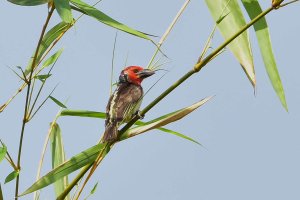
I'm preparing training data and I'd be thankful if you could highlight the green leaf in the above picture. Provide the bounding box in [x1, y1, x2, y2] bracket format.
[0, 144, 7, 164]
[21, 143, 105, 196]
[5, 170, 19, 184]
[42, 48, 64, 69]
[122, 96, 213, 141]
[241, 0, 287, 111]
[60, 110, 106, 118]
[157, 127, 201, 145]
[90, 182, 98, 194]
[25, 22, 71, 75]
[59, 110, 195, 143]
[205, 0, 255, 86]
[7, 0, 48, 6]
[84, 182, 98, 200]
[70, 0, 151, 40]
[50, 96, 67, 108]
[34, 74, 52, 82]
[7, 66, 25, 81]
[134, 120, 201, 145]
[50, 123, 69, 199]
[54, 0, 73, 23]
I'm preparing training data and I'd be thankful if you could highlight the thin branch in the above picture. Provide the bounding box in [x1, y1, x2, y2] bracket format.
[0, 140, 17, 171]
[15, 6, 55, 199]
[7, 66, 26, 82]
[147, 0, 191, 68]
[279, 0, 299, 7]
[28, 59, 58, 118]
[110, 32, 118, 95]
[27, 78, 37, 113]
[5, 153, 17, 171]
[29, 84, 58, 120]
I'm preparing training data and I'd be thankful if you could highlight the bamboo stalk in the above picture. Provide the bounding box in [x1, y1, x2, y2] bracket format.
[14, 7, 55, 200]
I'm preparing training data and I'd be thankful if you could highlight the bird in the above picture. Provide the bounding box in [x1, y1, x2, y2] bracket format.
[103, 66, 155, 142]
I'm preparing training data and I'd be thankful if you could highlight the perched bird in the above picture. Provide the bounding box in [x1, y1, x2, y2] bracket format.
[103, 66, 155, 142]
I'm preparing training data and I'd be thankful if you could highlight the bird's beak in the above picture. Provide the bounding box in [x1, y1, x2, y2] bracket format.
[136, 69, 155, 79]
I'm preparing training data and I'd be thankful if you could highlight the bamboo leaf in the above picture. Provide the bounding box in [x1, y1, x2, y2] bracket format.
[90, 182, 98, 194]
[205, 0, 256, 86]
[50, 96, 67, 108]
[49, 123, 69, 199]
[7, 0, 48, 6]
[5, 170, 19, 184]
[70, 0, 151, 40]
[59, 110, 197, 143]
[54, 0, 73, 23]
[34, 74, 52, 82]
[60, 110, 106, 118]
[241, 0, 287, 110]
[134, 120, 201, 145]
[122, 96, 213, 140]
[157, 127, 201, 145]
[42, 48, 64, 69]
[25, 22, 71, 75]
[21, 143, 105, 196]
[84, 182, 98, 200]
[7, 66, 25, 81]
[0, 144, 7, 164]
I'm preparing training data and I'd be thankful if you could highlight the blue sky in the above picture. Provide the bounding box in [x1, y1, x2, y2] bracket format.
[1, 0, 300, 199]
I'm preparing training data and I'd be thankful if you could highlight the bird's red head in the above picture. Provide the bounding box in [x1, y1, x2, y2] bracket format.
[119, 66, 155, 85]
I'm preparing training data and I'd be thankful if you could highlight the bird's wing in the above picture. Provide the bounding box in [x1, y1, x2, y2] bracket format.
[115, 84, 143, 123]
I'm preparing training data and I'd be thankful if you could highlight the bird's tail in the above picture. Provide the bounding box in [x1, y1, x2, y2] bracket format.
[103, 121, 118, 142]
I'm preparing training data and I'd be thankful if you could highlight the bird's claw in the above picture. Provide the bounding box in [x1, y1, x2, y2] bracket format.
[135, 110, 144, 119]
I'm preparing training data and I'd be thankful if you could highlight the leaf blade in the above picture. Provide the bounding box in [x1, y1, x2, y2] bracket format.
[122, 96, 213, 140]
[90, 182, 98, 195]
[0, 145, 7, 164]
[84, 182, 99, 200]
[59, 109, 199, 144]
[241, 0, 287, 110]
[50, 96, 67, 109]
[7, 0, 48, 6]
[50, 123, 69, 199]
[5, 170, 19, 184]
[157, 127, 202, 146]
[60, 110, 106, 119]
[70, 0, 151, 40]
[21, 143, 105, 196]
[34, 74, 52, 82]
[205, 0, 255, 86]
[54, 0, 73, 23]
[42, 48, 64, 69]
[25, 22, 71, 75]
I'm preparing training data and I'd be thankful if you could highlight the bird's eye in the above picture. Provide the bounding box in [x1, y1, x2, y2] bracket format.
[133, 69, 139, 73]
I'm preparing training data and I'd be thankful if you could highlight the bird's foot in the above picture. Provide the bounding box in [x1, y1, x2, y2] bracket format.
[135, 110, 144, 120]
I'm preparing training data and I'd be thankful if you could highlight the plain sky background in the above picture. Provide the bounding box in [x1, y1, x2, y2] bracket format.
[1, 0, 300, 199]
